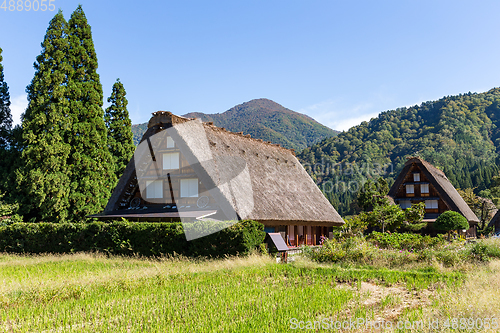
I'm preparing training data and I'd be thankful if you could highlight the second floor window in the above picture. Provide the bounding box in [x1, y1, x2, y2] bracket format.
[163, 152, 180, 170]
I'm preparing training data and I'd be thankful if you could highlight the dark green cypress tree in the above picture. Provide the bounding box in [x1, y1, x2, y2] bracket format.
[66, 5, 116, 220]
[0, 47, 12, 151]
[18, 11, 73, 221]
[0, 47, 13, 195]
[105, 79, 135, 180]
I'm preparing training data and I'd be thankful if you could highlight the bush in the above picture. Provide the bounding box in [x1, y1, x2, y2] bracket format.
[0, 220, 265, 257]
[367, 232, 446, 250]
[434, 211, 469, 236]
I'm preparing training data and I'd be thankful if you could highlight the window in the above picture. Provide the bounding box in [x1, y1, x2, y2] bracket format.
[421, 184, 429, 193]
[425, 200, 438, 209]
[166, 136, 175, 148]
[399, 200, 412, 209]
[406, 184, 414, 194]
[163, 152, 179, 170]
[146, 180, 163, 199]
[180, 178, 198, 197]
[413, 173, 420, 182]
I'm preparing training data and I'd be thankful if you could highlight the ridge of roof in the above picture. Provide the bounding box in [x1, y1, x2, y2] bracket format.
[149, 110, 295, 155]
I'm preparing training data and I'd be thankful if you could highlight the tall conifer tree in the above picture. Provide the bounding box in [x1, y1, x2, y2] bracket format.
[0, 47, 13, 194]
[0, 47, 12, 151]
[105, 79, 135, 179]
[66, 5, 116, 220]
[18, 11, 72, 221]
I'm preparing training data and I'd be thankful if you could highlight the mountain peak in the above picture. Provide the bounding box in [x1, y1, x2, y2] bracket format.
[131, 99, 338, 150]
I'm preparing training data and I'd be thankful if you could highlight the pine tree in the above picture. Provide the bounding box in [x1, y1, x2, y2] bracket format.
[0, 47, 14, 195]
[0, 47, 12, 150]
[105, 79, 134, 180]
[65, 5, 116, 220]
[18, 11, 73, 221]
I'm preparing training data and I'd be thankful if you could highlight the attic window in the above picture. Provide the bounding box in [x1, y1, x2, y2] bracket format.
[166, 136, 175, 148]
[413, 173, 420, 182]
[406, 184, 414, 194]
[421, 184, 429, 194]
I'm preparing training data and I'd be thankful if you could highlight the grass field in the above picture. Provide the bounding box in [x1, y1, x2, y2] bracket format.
[0, 250, 499, 332]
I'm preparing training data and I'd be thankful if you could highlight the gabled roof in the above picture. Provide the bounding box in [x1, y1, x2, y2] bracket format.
[102, 111, 344, 226]
[388, 157, 479, 223]
[488, 208, 500, 229]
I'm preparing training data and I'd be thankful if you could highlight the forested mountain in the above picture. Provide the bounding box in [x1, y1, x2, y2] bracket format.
[131, 98, 339, 150]
[298, 88, 500, 216]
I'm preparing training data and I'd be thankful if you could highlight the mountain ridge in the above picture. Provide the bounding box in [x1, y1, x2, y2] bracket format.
[298, 88, 500, 215]
[131, 98, 339, 150]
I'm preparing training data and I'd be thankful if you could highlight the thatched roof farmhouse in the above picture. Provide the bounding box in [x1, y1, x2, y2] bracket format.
[93, 111, 344, 245]
[388, 157, 479, 237]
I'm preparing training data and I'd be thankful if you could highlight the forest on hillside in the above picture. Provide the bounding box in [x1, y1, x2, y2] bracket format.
[132, 98, 339, 150]
[298, 88, 500, 216]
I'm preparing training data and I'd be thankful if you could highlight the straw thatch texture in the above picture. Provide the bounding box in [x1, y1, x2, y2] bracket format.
[102, 112, 344, 226]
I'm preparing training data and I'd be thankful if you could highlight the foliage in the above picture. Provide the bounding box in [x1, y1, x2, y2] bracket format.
[133, 98, 339, 150]
[434, 211, 470, 235]
[338, 215, 369, 237]
[356, 177, 389, 211]
[131, 122, 148, 145]
[367, 231, 446, 250]
[479, 172, 500, 206]
[458, 188, 495, 234]
[306, 235, 500, 267]
[18, 7, 116, 222]
[298, 89, 500, 215]
[65, 6, 116, 220]
[357, 201, 425, 233]
[0, 47, 12, 151]
[104, 79, 135, 179]
[17, 10, 73, 222]
[0, 220, 265, 257]
[0, 193, 23, 226]
[0, 47, 14, 196]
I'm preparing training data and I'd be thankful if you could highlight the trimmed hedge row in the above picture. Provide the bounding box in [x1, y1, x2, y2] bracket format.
[0, 220, 265, 257]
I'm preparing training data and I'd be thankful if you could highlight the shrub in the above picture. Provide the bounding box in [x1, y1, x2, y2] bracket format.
[0, 220, 265, 257]
[469, 239, 500, 261]
[367, 232, 445, 250]
[434, 211, 469, 239]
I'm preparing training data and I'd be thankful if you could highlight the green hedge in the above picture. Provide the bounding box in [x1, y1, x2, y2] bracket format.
[0, 220, 265, 257]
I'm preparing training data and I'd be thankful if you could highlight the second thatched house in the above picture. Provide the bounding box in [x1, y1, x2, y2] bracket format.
[388, 157, 479, 237]
[92, 111, 344, 245]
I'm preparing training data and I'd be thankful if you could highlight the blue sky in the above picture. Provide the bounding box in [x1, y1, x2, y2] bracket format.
[1, 0, 500, 131]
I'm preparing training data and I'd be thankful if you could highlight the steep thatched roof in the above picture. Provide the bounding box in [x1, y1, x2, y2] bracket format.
[101, 111, 344, 226]
[388, 157, 479, 223]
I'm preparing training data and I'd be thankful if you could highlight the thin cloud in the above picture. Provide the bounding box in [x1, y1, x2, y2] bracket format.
[10, 94, 28, 126]
[299, 99, 378, 131]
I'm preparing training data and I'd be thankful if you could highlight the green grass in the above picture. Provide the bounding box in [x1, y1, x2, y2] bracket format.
[0, 251, 493, 332]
